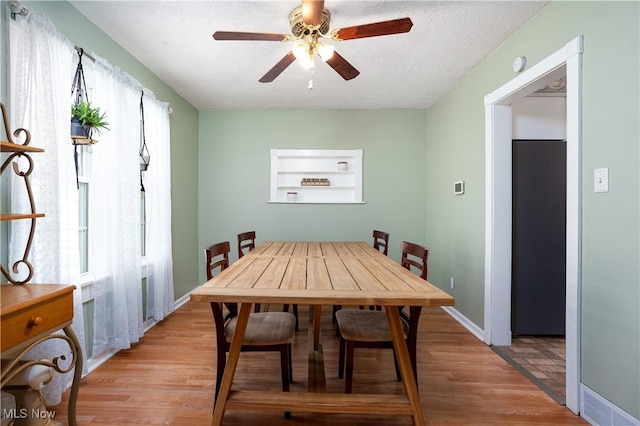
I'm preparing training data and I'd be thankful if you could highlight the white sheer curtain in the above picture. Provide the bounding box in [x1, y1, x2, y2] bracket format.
[142, 93, 175, 321]
[7, 7, 174, 404]
[9, 11, 85, 405]
[89, 57, 145, 355]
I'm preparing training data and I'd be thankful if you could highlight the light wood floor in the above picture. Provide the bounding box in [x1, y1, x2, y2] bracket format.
[50, 302, 587, 425]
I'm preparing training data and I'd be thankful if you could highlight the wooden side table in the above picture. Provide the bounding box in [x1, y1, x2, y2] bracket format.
[1, 284, 83, 426]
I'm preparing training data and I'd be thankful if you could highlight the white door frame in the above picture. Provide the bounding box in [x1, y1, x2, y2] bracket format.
[483, 36, 583, 413]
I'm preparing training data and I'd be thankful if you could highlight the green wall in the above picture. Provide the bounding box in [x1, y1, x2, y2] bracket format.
[424, 1, 639, 418]
[17, 2, 201, 300]
[197, 109, 427, 283]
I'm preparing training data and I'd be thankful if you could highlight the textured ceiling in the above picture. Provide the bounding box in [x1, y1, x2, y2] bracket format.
[69, 1, 549, 110]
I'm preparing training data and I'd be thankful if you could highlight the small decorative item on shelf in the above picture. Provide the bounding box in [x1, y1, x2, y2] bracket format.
[337, 161, 348, 171]
[301, 178, 330, 186]
[286, 191, 298, 202]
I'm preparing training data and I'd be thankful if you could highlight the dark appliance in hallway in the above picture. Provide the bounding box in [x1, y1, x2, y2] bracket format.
[512, 139, 566, 336]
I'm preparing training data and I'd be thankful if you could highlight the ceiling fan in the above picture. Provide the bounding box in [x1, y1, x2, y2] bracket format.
[212, 0, 413, 83]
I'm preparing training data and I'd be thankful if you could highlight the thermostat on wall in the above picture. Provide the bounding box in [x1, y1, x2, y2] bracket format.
[454, 181, 465, 195]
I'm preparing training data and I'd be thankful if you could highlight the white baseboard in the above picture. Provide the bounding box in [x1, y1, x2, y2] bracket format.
[581, 384, 639, 426]
[82, 347, 120, 376]
[172, 292, 191, 310]
[81, 290, 194, 380]
[440, 305, 485, 342]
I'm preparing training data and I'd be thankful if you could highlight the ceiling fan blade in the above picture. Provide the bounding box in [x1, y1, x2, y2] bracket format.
[325, 51, 360, 81]
[301, 0, 325, 27]
[213, 31, 291, 42]
[331, 17, 413, 41]
[259, 52, 296, 83]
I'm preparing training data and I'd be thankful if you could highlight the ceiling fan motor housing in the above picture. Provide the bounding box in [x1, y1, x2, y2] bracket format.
[289, 6, 331, 37]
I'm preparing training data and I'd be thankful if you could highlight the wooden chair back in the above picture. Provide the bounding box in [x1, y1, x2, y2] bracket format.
[372, 230, 389, 256]
[204, 241, 230, 280]
[204, 241, 236, 317]
[400, 241, 428, 280]
[237, 231, 256, 258]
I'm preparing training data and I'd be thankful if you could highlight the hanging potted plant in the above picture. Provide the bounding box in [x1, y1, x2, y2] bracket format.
[70, 100, 109, 141]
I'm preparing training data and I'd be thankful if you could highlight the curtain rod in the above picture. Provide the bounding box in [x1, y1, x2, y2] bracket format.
[74, 46, 96, 63]
[9, 1, 172, 114]
[9, 1, 29, 18]
[10, 2, 96, 66]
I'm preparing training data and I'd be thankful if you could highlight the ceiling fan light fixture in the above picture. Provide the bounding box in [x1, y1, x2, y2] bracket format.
[298, 54, 315, 69]
[292, 40, 309, 58]
[316, 41, 334, 62]
[293, 40, 315, 69]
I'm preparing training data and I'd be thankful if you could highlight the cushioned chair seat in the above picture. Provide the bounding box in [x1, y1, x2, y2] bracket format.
[226, 312, 296, 345]
[335, 309, 408, 342]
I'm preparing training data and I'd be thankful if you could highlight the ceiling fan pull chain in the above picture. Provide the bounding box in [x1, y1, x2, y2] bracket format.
[308, 67, 314, 90]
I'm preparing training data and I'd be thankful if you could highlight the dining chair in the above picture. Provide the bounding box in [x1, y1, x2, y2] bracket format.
[367, 230, 390, 310]
[372, 229, 390, 256]
[237, 230, 256, 258]
[237, 231, 299, 329]
[237, 231, 262, 313]
[335, 240, 429, 393]
[333, 230, 391, 322]
[205, 241, 296, 417]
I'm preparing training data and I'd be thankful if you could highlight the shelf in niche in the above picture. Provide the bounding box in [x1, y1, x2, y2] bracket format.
[277, 170, 354, 174]
[278, 185, 355, 190]
[268, 201, 367, 204]
[270, 148, 363, 204]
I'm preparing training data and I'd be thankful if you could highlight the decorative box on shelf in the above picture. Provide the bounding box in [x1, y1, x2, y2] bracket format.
[270, 149, 364, 204]
[301, 178, 330, 186]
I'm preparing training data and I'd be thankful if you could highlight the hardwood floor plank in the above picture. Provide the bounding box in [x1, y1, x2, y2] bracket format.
[47, 302, 587, 425]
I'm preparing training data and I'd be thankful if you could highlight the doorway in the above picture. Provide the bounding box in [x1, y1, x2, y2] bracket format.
[512, 139, 567, 336]
[483, 36, 583, 414]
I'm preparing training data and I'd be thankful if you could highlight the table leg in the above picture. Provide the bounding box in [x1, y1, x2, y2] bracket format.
[312, 305, 322, 351]
[62, 325, 83, 426]
[211, 303, 252, 426]
[384, 306, 425, 426]
[308, 305, 326, 392]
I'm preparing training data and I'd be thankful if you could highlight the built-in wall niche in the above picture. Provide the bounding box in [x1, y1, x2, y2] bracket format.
[269, 149, 364, 204]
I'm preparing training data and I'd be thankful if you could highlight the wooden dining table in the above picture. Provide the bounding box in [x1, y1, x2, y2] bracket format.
[190, 241, 455, 425]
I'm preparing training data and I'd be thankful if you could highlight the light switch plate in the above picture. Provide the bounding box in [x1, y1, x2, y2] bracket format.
[594, 168, 608, 193]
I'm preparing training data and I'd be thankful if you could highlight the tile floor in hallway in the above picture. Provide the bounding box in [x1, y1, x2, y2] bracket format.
[492, 336, 566, 405]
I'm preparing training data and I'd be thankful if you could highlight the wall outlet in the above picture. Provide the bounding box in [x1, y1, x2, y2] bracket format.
[450, 277, 455, 290]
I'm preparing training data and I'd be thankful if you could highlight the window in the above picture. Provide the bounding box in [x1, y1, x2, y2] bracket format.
[141, 184, 146, 257]
[77, 146, 91, 274]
